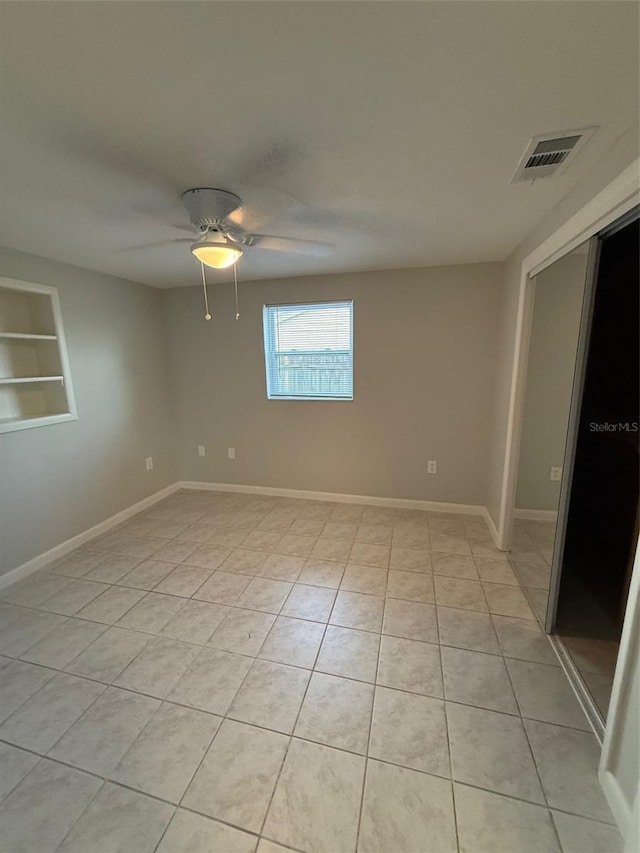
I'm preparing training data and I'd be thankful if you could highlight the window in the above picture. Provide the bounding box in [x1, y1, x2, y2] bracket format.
[263, 300, 353, 400]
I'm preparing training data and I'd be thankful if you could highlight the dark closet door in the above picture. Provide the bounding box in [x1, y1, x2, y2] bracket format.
[555, 215, 639, 639]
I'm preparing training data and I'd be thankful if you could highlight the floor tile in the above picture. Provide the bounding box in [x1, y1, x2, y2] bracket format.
[161, 599, 229, 644]
[295, 672, 373, 753]
[56, 782, 173, 853]
[356, 524, 393, 546]
[263, 738, 365, 853]
[437, 606, 500, 654]
[392, 527, 430, 550]
[524, 719, 614, 822]
[183, 544, 232, 571]
[38, 579, 108, 616]
[193, 570, 253, 604]
[228, 659, 310, 733]
[257, 840, 290, 853]
[330, 504, 364, 523]
[359, 759, 457, 853]
[241, 529, 283, 551]
[112, 701, 220, 802]
[447, 702, 544, 802]
[310, 537, 352, 562]
[330, 590, 384, 631]
[0, 660, 57, 723]
[441, 646, 518, 714]
[0, 759, 102, 853]
[281, 583, 337, 622]
[0, 672, 105, 752]
[377, 635, 443, 697]
[389, 546, 432, 573]
[152, 563, 214, 597]
[431, 552, 478, 579]
[20, 617, 106, 670]
[316, 625, 380, 682]
[369, 686, 449, 775]
[236, 577, 293, 613]
[475, 557, 519, 585]
[65, 626, 150, 682]
[75, 585, 146, 624]
[434, 576, 488, 611]
[492, 615, 559, 665]
[118, 559, 175, 590]
[1, 572, 72, 608]
[429, 533, 471, 556]
[50, 550, 107, 578]
[208, 607, 276, 655]
[341, 564, 387, 596]
[258, 615, 325, 668]
[387, 569, 434, 603]
[116, 591, 185, 633]
[157, 809, 257, 853]
[115, 636, 199, 698]
[0, 742, 39, 801]
[552, 811, 623, 853]
[221, 548, 269, 575]
[168, 646, 252, 714]
[298, 558, 345, 588]
[454, 783, 561, 853]
[507, 658, 589, 729]
[275, 533, 316, 557]
[349, 542, 390, 568]
[49, 686, 159, 775]
[148, 539, 198, 565]
[258, 553, 305, 582]
[484, 583, 536, 619]
[0, 607, 67, 657]
[84, 555, 142, 585]
[382, 598, 438, 642]
[320, 521, 356, 541]
[184, 718, 288, 831]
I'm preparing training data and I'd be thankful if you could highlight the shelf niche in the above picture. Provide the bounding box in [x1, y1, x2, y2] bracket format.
[0, 278, 77, 433]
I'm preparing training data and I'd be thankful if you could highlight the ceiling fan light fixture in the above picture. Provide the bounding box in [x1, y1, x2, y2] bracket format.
[191, 237, 242, 269]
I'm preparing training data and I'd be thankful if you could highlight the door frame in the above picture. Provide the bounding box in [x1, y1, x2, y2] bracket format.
[497, 159, 640, 549]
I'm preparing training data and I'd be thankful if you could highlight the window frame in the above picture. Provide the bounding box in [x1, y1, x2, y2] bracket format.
[262, 299, 354, 402]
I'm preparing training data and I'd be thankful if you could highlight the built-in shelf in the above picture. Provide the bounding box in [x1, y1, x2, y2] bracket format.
[0, 332, 58, 341]
[0, 376, 64, 385]
[0, 277, 77, 433]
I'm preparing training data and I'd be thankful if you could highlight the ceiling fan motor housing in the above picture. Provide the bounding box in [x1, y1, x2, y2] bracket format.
[182, 188, 242, 231]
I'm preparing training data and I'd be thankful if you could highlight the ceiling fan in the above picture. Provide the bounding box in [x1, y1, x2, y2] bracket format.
[125, 187, 333, 270]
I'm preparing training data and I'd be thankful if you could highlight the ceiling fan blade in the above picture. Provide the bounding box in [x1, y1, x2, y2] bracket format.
[241, 233, 333, 256]
[116, 237, 195, 252]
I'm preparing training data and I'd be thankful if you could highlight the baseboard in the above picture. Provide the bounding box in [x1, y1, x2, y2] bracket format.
[600, 769, 632, 838]
[179, 480, 487, 517]
[0, 483, 181, 592]
[482, 508, 507, 551]
[514, 508, 559, 522]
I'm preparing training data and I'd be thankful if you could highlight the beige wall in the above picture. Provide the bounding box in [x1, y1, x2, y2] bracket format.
[164, 264, 501, 505]
[485, 125, 639, 534]
[515, 250, 588, 511]
[0, 247, 176, 577]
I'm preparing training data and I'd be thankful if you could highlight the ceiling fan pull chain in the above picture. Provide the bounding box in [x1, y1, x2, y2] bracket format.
[233, 261, 240, 320]
[200, 262, 212, 320]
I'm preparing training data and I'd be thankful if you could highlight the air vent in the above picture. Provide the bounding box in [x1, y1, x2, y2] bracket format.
[511, 128, 596, 182]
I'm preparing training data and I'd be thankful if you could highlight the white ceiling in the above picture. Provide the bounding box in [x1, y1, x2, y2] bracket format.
[0, 1, 637, 289]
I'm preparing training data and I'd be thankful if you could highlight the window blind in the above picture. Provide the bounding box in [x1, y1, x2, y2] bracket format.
[262, 300, 354, 400]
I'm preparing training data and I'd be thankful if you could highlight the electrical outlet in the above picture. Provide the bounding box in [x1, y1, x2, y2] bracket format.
[198, 445, 206, 457]
[228, 447, 236, 460]
[427, 460, 437, 474]
[145, 456, 153, 471]
[550, 466, 562, 482]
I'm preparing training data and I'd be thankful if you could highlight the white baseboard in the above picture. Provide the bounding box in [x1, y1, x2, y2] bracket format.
[0, 483, 181, 592]
[514, 508, 558, 522]
[180, 480, 486, 517]
[482, 508, 507, 551]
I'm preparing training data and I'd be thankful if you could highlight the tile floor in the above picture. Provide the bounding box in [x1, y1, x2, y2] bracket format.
[0, 490, 621, 852]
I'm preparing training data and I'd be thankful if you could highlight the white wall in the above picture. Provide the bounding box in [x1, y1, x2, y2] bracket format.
[486, 125, 640, 536]
[0, 247, 176, 577]
[164, 264, 502, 505]
[515, 250, 588, 511]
